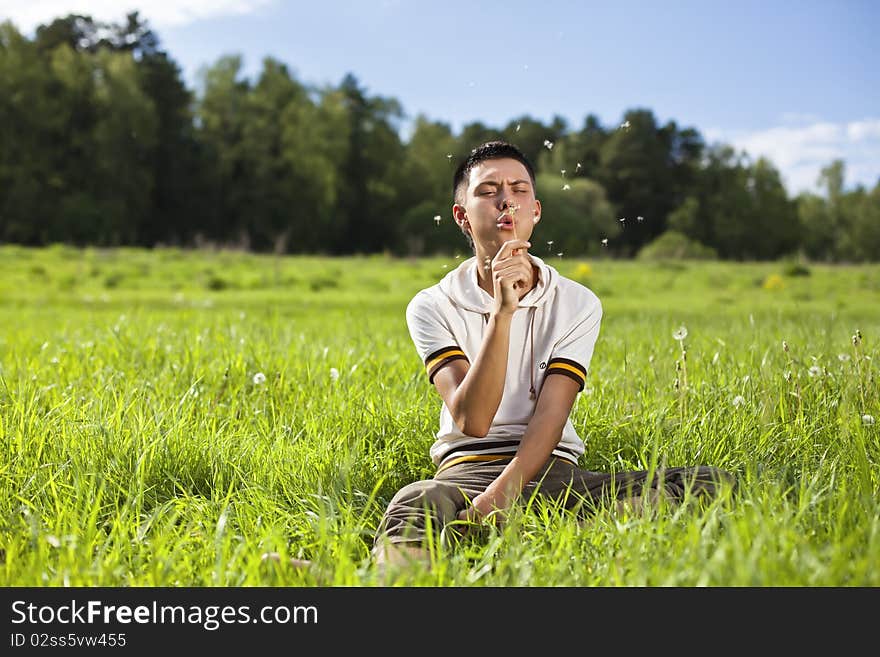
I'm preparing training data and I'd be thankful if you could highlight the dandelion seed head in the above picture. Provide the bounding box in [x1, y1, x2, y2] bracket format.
[838, 353, 850, 361]
[808, 365, 822, 377]
[329, 367, 340, 382]
[672, 326, 688, 342]
[253, 372, 266, 385]
[732, 395, 745, 407]
[782, 340, 789, 352]
[863, 414, 875, 426]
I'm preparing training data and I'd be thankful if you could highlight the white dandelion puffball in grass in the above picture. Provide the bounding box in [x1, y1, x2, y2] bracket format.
[253, 372, 266, 385]
[732, 395, 745, 407]
[863, 414, 876, 426]
[672, 326, 688, 342]
[330, 367, 340, 382]
[808, 365, 822, 377]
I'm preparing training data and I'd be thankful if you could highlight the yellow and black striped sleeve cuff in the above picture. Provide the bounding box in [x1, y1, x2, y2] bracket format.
[546, 357, 587, 390]
[425, 346, 468, 383]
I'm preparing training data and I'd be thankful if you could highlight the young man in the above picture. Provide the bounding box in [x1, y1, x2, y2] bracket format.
[372, 141, 734, 568]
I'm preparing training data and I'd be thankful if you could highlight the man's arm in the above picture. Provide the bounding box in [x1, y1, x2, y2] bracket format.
[432, 239, 533, 437]
[459, 374, 581, 521]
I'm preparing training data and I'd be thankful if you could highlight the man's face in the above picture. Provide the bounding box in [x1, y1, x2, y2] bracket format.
[454, 158, 541, 256]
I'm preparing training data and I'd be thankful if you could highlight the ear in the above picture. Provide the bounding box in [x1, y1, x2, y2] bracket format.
[452, 204, 469, 230]
[533, 199, 542, 224]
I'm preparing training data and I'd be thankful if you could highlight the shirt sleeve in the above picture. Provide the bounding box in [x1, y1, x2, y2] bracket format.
[546, 289, 602, 391]
[406, 291, 469, 383]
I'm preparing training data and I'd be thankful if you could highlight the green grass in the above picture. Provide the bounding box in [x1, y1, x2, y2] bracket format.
[1, 245, 878, 586]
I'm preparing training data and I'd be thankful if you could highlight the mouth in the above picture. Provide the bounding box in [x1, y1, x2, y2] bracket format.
[496, 204, 520, 230]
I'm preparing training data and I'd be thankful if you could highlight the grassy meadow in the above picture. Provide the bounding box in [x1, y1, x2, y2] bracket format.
[1, 244, 878, 586]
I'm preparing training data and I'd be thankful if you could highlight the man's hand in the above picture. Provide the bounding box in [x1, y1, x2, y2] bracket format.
[491, 239, 533, 315]
[457, 491, 509, 527]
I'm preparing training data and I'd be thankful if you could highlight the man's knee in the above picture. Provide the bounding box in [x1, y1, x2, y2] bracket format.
[375, 479, 462, 546]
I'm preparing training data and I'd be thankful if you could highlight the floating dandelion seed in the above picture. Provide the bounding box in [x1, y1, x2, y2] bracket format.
[516, 123, 521, 132]
[863, 414, 876, 426]
[455, 254, 461, 259]
[620, 120, 631, 130]
[672, 326, 688, 342]
[562, 184, 571, 190]
[484, 256, 492, 272]
[547, 240, 554, 247]
[561, 169, 566, 176]
[543, 139, 554, 150]
[556, 252, 564, 257]
[575, 162, 582, 172]
[253, 372, 266, 385]
[637, 215, 644, 222]
[446, 153, 453, 159]
[732, 395, 745, 407]
[434, 215, 441, 226]
[601, 238, 608, 246]
[619, 217, 626, 223]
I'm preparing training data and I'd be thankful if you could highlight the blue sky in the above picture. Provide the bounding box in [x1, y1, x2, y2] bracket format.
[4, 0, 879, 195]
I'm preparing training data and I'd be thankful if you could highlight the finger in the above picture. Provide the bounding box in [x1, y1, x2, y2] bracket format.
[496, 240, 531, 261]
[493, 263, 532, 286]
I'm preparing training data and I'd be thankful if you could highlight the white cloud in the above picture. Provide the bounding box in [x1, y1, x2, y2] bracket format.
[0, 0, 277, 33]
[706, 118, 880, 196]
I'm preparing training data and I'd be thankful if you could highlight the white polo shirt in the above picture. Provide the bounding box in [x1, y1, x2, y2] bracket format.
[405, 254, 602, 470]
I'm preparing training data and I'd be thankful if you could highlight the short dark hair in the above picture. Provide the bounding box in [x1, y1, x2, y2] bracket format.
[452, 140, 537, 206]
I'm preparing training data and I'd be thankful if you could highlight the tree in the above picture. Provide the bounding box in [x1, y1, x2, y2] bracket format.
[335, 73, 405, 254]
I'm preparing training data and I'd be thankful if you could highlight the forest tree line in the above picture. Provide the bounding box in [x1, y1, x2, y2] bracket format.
[1, 13, 878, 260]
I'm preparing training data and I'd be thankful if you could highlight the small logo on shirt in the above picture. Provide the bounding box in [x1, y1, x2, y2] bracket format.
[539, 361, 547, 370]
